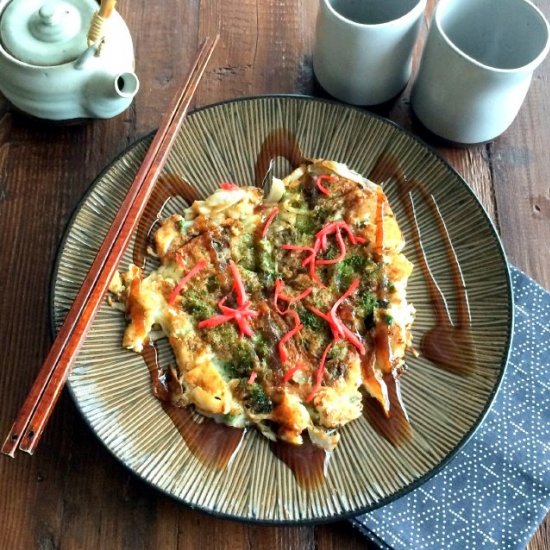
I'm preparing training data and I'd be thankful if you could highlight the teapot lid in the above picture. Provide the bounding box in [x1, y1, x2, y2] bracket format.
[0, 0, 96, 66]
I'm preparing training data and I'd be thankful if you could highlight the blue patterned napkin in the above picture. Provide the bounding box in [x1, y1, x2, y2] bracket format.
[352, 266, 550, 550]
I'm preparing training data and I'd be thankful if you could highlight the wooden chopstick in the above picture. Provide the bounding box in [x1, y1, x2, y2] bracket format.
[1, 35, 219, 457]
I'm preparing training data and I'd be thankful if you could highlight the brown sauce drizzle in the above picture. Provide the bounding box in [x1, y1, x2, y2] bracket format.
[201, 231, 231, 288]
[360, 181, 411, 445]
[254, 128, 304, 186]
[128, 277, 146, 339]
[373, 324, 393, 375]
[373, 191, 394, 376]
[133, 174, 201, 268]
[141, 344, 245, 470]
[271, 436, 329, 490]
[370, 153, 474, 375]
[362, 373, 411, 447]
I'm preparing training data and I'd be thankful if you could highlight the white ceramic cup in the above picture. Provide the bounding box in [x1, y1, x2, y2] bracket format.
[313, 0, 427, 106]
[411, 0, 550, 144]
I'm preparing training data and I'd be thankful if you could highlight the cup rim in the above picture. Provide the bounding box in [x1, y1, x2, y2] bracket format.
[435, 0, 550, 73]
[322, 0, 427, 29]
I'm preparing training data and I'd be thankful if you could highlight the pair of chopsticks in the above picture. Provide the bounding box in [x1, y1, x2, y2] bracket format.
[1, 35, 220, 458]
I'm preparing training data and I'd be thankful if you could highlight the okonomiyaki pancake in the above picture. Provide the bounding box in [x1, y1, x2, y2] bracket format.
[110, 159, 415, 451]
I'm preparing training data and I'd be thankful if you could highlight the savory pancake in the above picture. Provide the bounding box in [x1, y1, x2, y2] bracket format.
[110, 159, 415, 451]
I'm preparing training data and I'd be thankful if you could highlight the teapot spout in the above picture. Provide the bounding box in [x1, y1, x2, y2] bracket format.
[114, 71, 139, 98]
[85, 70, 140, 118]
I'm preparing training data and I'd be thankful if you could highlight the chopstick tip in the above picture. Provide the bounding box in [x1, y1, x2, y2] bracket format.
[1, 448, 16, 458]
[1, 435, 18, 458]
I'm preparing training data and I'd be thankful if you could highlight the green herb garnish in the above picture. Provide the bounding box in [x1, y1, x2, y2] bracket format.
[182, 290, 214, 321]
[336, 254, 368, 289]
[245, 383, 273, 414]
[300, 308, 324, 331]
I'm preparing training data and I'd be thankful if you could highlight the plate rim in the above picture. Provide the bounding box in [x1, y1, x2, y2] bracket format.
[49, 93, 514, 525]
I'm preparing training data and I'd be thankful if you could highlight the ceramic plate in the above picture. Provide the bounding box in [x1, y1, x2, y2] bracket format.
[51, 96, 513, 523]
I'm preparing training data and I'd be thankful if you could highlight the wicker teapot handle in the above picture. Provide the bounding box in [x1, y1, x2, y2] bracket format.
[87, 0, 117, 49]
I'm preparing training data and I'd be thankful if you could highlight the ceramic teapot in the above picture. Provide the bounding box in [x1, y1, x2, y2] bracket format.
[0, 0, 139, 120]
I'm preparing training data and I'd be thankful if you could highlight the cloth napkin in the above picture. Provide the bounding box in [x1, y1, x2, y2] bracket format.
[352, 266, 550, 550]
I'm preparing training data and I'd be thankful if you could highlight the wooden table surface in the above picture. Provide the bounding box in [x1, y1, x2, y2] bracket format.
[1, 1, 548, 548]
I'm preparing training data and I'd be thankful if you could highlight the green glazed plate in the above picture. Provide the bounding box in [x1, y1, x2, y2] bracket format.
[51, 96, 512, 523]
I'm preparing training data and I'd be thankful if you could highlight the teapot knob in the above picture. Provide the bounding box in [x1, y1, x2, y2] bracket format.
[30, 2, 82, 44]
[38, 4, 60, 26]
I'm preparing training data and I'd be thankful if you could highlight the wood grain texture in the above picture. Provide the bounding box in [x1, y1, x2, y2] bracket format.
[0, 0, 547, 549]
[491, 67, 550, 289]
